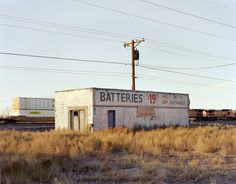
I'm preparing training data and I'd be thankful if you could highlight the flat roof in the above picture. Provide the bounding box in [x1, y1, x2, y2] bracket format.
[55, 87, 189, 96]
[14, 97, 54, 100]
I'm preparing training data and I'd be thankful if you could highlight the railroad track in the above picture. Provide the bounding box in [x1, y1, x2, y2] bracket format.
[0, 122, 55, 131]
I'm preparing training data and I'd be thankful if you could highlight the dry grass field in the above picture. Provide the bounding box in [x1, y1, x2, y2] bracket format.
[0, 126, 236, 184]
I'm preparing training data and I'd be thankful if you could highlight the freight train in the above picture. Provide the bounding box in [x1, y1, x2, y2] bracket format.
[2, 97, 55, 123]
[189, 109, 236, 121]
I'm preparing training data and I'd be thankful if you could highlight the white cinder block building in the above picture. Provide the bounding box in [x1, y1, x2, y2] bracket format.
[55, 88, 190, 132]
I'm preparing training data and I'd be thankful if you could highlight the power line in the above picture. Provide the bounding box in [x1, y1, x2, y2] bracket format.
[0, 15, 137, 40]
[146, 40, 236, 62]
[74, 0, 236, 42]
[138, 64, 236, 82]
[0, 52, 236, 74]
[142, 45, 236, 66]
[2, 23, 235, 65]
[1, 15, 236, 63]
[0, 52, 130, 66]
[141, 45, 226, 63]
[139, 0, 236, 29]
[0, 23, 122, 43]
[138, 76, 236, 89]
[138, 76, 208, 87]
[0, 65, 130, 77]
[1, 65, 224, 88]
[137, 73, 207, 85]
[142, 62, 236, 70]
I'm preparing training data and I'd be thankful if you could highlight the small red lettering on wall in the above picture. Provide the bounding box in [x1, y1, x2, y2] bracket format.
[148, 94, 158, 104]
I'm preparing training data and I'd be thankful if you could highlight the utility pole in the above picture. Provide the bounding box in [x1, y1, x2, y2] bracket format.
[124, 38, 145, 91]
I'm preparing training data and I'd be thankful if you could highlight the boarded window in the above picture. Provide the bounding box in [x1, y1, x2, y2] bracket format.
[137, 106, 155, 117]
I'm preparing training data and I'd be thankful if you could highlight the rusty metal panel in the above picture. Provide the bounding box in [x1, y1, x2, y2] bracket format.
[137, 106, 155, 117]
[94, 89, 189, 108]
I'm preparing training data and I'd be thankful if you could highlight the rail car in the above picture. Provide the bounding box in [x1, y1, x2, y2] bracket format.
[189, 109, 236, 121]
[5, 97, 55, 123]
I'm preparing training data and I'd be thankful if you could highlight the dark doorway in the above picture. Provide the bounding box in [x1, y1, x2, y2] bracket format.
[108, 110, 116, 128]
[69, 109, 87, 132]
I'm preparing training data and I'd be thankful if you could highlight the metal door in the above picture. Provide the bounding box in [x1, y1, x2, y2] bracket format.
[79, 110, 87, 132]
[108, 110, 116, 128]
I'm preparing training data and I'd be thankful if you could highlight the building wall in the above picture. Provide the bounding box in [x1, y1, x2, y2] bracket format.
[93, 107, 188, 130]
[93, 88, 189, 129]
[55, 88, 93, 129]
[55, 88, 189, 131]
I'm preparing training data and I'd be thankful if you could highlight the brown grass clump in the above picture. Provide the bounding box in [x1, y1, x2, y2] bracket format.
[0, 126, 235, 183]
[0, 126, 236, 157]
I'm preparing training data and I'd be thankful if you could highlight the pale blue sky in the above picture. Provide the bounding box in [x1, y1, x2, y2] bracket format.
[0, 0, 236, 112]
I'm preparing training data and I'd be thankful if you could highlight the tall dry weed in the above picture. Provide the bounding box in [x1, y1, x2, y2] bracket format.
[0, 126, 236, 183]
[0, 126, 235, 157]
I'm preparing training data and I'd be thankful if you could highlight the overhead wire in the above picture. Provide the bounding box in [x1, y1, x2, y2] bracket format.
[141, 62, 236, 70]
[0, 52, 130, 66]
[0, 15, 137, 40]
[138, 76, 209, 87]
[2, 23, 236, 66]
[0, 65, 130, 77]
[141, 45, 226, 64]
[0, 15, 235, 77]
[3, 22, 235, 65]
[1, 51, 236, 70]
[137, 73, 208, 85]
[1, 15, 236, 63]
[138, 64, 236, 82]
[74, 0, 236, 42]
[138, 76, 236, 89]
[0, 51, 235, 82]
[0, 65, 224, 87]
[0, 23, 123, 43]
[139, 0, 236, 29]
[0, 7, 235, 89]
[146, 40, 236, 62]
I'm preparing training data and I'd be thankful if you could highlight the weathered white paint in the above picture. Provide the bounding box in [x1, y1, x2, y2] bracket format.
[55, 88, 189, 131]
[93, 106, 189, 130]
[95, 89, 188, 108]
[55, 88, 93, 129]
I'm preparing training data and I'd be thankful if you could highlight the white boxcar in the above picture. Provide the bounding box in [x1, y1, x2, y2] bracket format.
[11, 97, 54, 117]
[55, 88, 190, 132]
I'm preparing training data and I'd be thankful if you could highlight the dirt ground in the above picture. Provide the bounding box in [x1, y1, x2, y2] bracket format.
[47, 152, 236, 184]
[0, 127, 236, 183]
